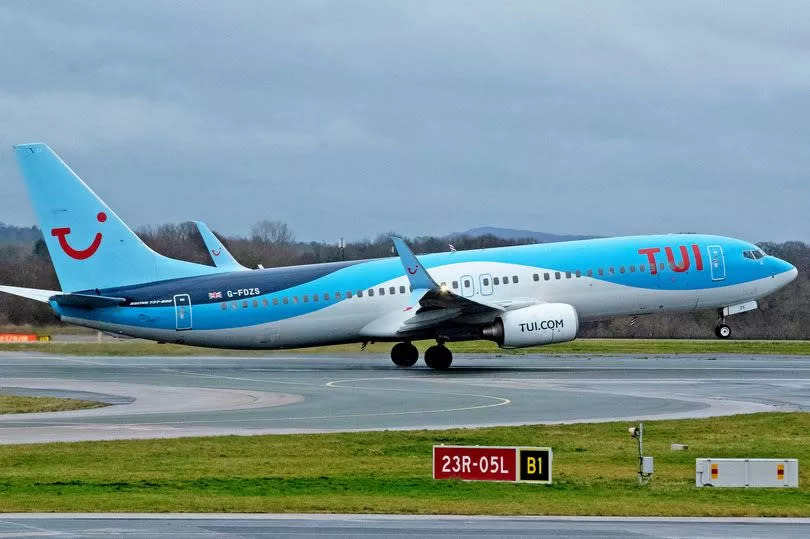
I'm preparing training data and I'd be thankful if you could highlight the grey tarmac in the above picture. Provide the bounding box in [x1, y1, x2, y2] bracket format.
[1, 352, 809, 444]
[0, 514, 809, 538]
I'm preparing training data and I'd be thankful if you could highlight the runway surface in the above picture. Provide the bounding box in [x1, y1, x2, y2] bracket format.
[1, 352, 808, 444]
[1, 514, 809, 538]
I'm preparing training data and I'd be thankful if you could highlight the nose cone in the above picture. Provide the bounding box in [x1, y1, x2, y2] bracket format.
[772, 257, 798, 288]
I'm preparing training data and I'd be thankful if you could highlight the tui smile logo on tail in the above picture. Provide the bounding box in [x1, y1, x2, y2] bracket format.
[50, 212, 107, 260]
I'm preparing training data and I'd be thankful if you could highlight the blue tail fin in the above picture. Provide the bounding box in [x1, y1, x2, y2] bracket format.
[14, 143, 219, 292]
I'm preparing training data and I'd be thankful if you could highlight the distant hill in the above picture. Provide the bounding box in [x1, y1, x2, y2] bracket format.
[0, 223, 42, 245]
[453, 226, 596, 244]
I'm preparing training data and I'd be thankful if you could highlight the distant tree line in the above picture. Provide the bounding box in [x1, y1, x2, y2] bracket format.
[0, 222, 806, 340]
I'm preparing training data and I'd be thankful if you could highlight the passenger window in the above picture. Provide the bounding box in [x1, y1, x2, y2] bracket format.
[336, 291, 342, 300]
[533, 273, 539, 281]
[512, 275, 519, 283]
[598, 268, 604, 276]
[313, 294, 319, 302]
[399, 286, 406, 294]
[629, 265, 635, 273]
[586, 269, 593, 277]
[253, 299, 259, 308]
[272, 298, 279, 306]
[544, 273, 550, 281]
[659, 262, 665, 270]
[303, 295, 309, 303]
[502, 276, 509, 284]
[221, 302, 227, 311]
[575, 270, 581, 278]
[283, 297, 289, 304]
[483, 278, 490, 286]
[292, 296, 299, 304]
[620, 266, 625, 274]
[242, 300, 248, 308]
[555, 272, 561, 279]
[389, 287, 395, 295]
[493, 277, 500, 285]
[464, 279, 471, 287]
[262, 298, 268, 307]
[368, 289, 374, 297]
[452, 281, 459, 289]
[324, 292, 330, 301]
[409, 285, 414, 292]
[357, 290, 363, 298]
[231, 302, 238, 310]
[565, 271, 572, 279]
[347, 291, 353, 298]
[640, 264, 646, 273]
[608, 267, 615, 275]
[378, 288, 385, 296]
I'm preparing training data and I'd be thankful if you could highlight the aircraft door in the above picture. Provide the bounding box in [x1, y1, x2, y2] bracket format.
[460, 274, 475, 297]
[174, 294, 192, 330]
[479, 273, 493, 296]
[707, 245, 726, 281]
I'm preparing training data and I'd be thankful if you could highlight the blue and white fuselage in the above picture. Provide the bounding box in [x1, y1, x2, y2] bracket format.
[0, 144, 798, 369]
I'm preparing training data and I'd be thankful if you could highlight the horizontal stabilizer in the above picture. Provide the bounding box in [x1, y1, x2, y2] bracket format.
[50, 293, 127, 309]
[0, 285, 60, 304]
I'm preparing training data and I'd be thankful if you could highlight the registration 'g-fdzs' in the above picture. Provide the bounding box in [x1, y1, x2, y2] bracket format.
[0, 144, 798, 369]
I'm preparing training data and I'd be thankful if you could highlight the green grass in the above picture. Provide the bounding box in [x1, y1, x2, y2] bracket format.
[0, 413, 808, 515]
[0, 395, 106, 414]
[0, 338, 809, 357]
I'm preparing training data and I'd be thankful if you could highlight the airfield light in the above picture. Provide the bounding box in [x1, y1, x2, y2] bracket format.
[627, 422, 653, 485]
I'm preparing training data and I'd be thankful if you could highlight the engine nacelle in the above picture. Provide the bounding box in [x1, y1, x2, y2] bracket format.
[482, 303, 579, 348]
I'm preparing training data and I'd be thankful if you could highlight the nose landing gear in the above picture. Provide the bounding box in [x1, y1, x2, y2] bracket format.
[715, 324, 732, 339]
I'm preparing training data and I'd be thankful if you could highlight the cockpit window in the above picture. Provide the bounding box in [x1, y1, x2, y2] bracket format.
[743, 249, 765, 260]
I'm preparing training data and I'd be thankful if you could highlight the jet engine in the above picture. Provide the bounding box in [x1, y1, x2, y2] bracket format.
[482, 303, 578, 348]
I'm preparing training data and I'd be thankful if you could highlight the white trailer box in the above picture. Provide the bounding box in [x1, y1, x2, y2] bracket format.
[696, 458, 798, 488]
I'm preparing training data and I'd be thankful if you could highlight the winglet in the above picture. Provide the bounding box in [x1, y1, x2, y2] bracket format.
[392, 237, 439, 290]
[193, 221, 248, 271]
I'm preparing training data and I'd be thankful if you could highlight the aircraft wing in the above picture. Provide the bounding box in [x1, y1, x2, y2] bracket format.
[194, 221, 249, 271]
[360, 238, 506, 338]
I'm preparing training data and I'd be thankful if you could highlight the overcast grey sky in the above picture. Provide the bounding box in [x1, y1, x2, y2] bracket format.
[0, 1, 807, 242]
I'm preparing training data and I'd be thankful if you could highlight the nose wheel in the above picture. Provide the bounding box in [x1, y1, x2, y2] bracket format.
[715, 324, 731, 339]
[424, 343, 453, 370]
[390, 342, 418, 367]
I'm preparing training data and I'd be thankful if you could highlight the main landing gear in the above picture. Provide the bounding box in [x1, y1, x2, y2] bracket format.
[424, 342, 453, 370]
[389, 341, 453, 369]
[390, 342, 418, 367]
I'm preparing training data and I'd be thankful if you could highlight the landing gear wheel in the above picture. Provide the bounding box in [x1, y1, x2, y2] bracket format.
[424, 344, 453, 370]
[390, 342, 418, 367]
[715, 324, 731, 339]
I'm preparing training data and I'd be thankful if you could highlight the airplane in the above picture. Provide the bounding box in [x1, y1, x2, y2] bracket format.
[0, 143, 798, 369]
